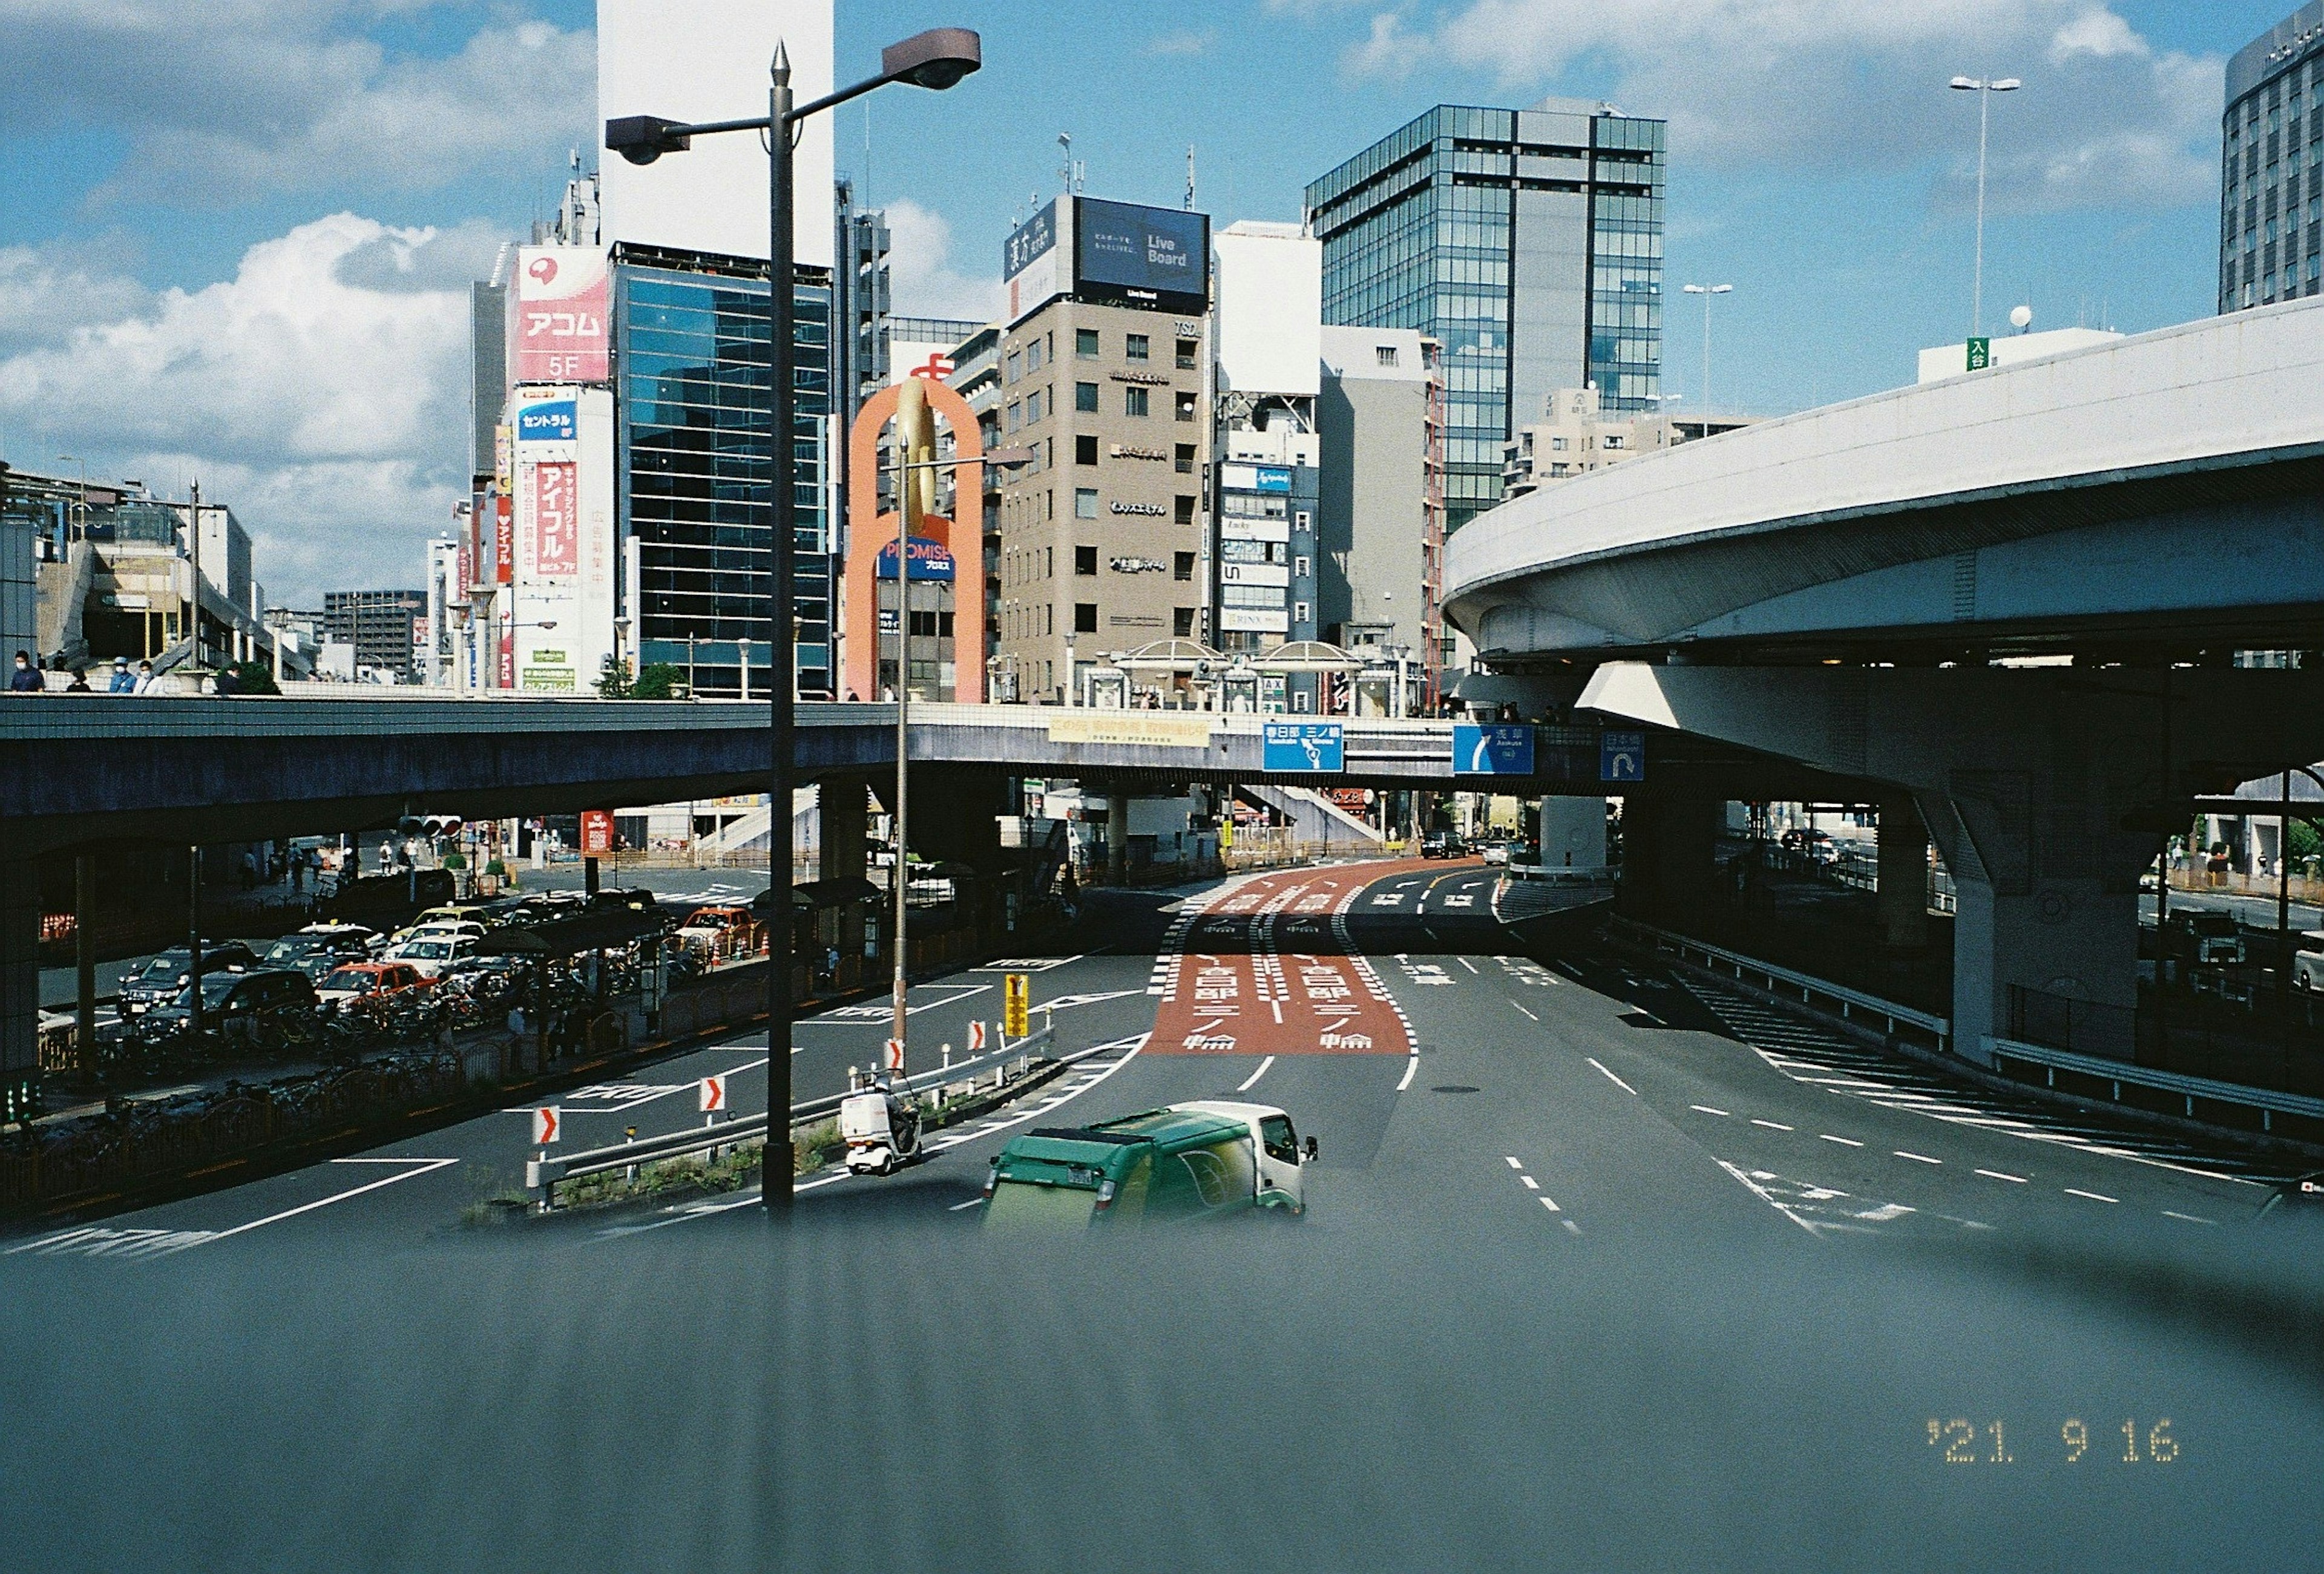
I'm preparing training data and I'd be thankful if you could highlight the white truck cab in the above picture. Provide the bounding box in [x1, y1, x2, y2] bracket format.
[1170, 1100, 1311, 1213]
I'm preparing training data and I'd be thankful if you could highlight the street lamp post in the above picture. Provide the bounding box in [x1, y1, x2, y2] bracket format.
[1679, 284, 1732, 412]
[1949, 75, 2021, 339]
[608, 24, 983, 1213]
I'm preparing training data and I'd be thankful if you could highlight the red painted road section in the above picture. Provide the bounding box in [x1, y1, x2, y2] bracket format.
[1149, 859, 1438, 1057]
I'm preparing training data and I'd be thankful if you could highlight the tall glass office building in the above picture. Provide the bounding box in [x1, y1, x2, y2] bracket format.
[1306, 99, 1664, 531]
[2222, 3, 2324, 313]
[612, 244, 834, 698]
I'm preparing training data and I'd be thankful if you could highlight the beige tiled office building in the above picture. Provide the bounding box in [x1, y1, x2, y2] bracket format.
[994, 300, 1209, 703]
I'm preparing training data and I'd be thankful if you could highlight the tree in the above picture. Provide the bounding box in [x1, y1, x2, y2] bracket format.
[594, 655, 632, 698]
[597, 657, 684, 700]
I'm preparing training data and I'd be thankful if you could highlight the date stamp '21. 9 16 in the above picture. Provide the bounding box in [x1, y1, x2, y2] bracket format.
[1927, 1418, 2181, 1466]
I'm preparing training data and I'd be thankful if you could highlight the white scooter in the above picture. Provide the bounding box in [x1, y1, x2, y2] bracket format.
[839, 1087, 922, 1175]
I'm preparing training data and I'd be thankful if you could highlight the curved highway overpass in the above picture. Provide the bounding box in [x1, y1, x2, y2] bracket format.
[1445, 297, 2324, 664]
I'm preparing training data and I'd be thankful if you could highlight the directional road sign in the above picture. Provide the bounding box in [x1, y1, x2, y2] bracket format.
[698, 1075, 727, 1113]
[1599, 730, 1646, 783]
[1003, 973, 1031, 1039]
[531, 1106, 560, 1146]
[968, 1020, 988, 1053]
[883, 1038, 905, 1071]
[1452, 723, 1535, 776]
[1262, 720, 1345, 773]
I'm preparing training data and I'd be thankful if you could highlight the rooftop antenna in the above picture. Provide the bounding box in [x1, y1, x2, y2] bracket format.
[1185, 145, 1196, 211]
[1059, 133, 1073, 197]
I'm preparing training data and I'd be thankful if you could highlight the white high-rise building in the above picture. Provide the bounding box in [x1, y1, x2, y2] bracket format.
[597, 0, 835, 267]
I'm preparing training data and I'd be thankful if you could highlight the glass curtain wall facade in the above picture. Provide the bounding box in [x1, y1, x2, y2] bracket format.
[2221, 5, 2324, 313]
[1307, 102, 1663, 531]
[612, 247, 833, 698]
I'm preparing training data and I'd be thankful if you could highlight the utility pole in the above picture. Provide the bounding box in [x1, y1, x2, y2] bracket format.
[188, 478, 203, 671]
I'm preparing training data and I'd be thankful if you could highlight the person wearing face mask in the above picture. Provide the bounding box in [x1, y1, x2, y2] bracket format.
[8, 651, 42, 693]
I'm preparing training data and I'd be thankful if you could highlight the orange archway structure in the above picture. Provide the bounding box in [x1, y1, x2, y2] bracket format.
[841, 376, 986, 704]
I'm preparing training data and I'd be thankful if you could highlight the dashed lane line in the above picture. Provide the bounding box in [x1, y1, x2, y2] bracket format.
[1691, 1104, 1731, 1117]
[1585, 1057, 1638, 1096]
[2065, 1187, 2119, 1204]
[1751, 1119, 1793, 1131]
[1975, 1168, 2030, 1184]
[1819, 1134, 1864, 1147]
[1895, 1150, 1943, 1165]
[2162, 1210, 2218, 1225]
[1236, 1055, 1276, 1093]
[1512, 1002, 1539, 1022]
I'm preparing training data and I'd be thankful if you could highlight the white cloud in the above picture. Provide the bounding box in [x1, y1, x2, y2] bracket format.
[0, 3, 594, 206]
[1147, 28, 1218, 57]
[883, 198, 1003, 324]
[0, 242, 151, 354]
[0, 214, 471, 598]
[1344, 0, 2223, 211]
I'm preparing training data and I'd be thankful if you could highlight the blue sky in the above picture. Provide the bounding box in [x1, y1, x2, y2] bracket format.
[0, 1, 2296, 597]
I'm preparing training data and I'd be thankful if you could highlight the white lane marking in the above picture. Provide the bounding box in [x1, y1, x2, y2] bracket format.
[1538, 1194, 1561, 1213]
[1512, 1003, 1539, 1022]
[1894, 1150, 1942, 1165]
[1504, 1155, 1525, 1169]
[1457, 957, 1480, 974]
[1561, 1218, 1581, 1235]
[1520, 1175, 1539, 1190]
[208, 1158, 459, 1243]
[1751, 1118, 1793, 1131]
[1975, 1168, 2029, 1184]
[1819, 1134, 1864, 1147]
[1711, 1158, 1819, 1236]
[1691, 1104, 1731, 1117]
[2064, 1187, 2119, 1204]
[1396, 1055, 1418, 1092]
[1236, 1056, 1276, 1093]
[947, 1198, 985, 1212]
[1585, 1058, 1637, 1095]
[798, 984, 993, 1023]
[2162, 1210, 2217, 1225]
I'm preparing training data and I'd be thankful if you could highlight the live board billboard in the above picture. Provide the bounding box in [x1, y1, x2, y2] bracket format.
[1002, 196, 1211, 324]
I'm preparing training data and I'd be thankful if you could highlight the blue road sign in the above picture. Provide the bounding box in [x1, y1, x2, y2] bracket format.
[1452, 723, 1535, 776]
[1262, 720, 1345, 772]
[1600, 730, 1646, 783]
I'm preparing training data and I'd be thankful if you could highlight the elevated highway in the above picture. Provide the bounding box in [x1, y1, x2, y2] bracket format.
[1442, 299, 2324, 1075]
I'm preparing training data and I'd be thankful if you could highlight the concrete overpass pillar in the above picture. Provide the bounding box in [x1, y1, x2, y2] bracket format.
[1539, 796, 1607, 869]
[818, 781, 869, 988]
[1, 858, 39, 1125]
[1876, 799, 1929, 952]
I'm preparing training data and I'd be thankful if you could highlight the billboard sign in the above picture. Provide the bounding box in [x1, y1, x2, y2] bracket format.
[514, 397, 576, 447]
[513, 247, 609, 384]
[579, 809, 616, 855]
[1262, 720, 1345, 773]
[527, 462, 578, 577]
[1218, 608, 1289, 634]
[1003, 199, 1068, 325]
[1075, 198, 1209, 313]
[874, 536, 957, 581]
[1453, 723, 1536, 776]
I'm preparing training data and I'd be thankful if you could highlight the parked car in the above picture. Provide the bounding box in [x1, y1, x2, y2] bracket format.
[143, 968, 318, 1044]
[675, 904, 759, 961]
[119, 941, 259, 1016]
[384, 931, 481, 980]
[1419, 831, 1468, 860]
[313, 960, 433, 1008]
[2293, 932, 2324, 992]
[983, 1102, 1312, 1227]
[262, 923, 376, 968]
[2162, 909, 2247, 967]
[1479, 840, 1514, 867]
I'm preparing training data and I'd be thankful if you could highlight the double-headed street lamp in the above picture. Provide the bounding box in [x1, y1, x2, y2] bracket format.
[1678, 283, 1732, 412]
[1949, 74, 2021, 339]
[608, 25, 982, 1213]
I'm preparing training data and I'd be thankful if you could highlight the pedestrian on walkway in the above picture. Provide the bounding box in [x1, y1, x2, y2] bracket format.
[62, 669, 91, 692]
[378, 839, 395, 876]
[10, 652, 42, 692]
[107, 657, 135, 693]
[132, 660, 156, 695]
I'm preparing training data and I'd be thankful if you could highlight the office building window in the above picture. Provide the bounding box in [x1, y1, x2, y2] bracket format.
[1124, 386, 1150, 417]
[1126, 333, 1150, 361]
[1076, 327, 1099, 358]
[1174, 444, 1195, 473]
[1006, 402, 1020, 433]
[1026, 389, 1045, 424]
[1006, 349, 1022, 382]
[1376, 344, 1399, 366]
[1173, 607, 1195, 637]
[1074, 602, 1098, 634]
[1074, 544, 1097, 575]
[1295, 555, 1311, 578]
[1176, 338, 1199, 369]
[1026, 338, 1044, 371]
[1295, 600, 1311, 624]
[1174, 496, 1195, 525]
[1293, 690, 1312, 713]
[1076, 434, 1099, 465]
[1173, 551, 1195, 581]
[1175, 392, 1197, 422]
[1075, 381, 1098, 412]
[1075, 488, 1098, 519]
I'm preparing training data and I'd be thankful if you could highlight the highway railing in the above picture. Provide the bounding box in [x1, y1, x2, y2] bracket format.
[1609, 916, 1952, 1057]
[524, 1012, 1074, 1211]
[1988, 1035, 2324, 1144]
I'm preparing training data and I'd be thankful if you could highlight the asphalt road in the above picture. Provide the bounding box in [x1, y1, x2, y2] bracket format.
[6, 858, 2322, 1570]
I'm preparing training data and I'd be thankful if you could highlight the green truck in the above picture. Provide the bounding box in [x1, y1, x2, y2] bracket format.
[982, 1101, 1312, 1227]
